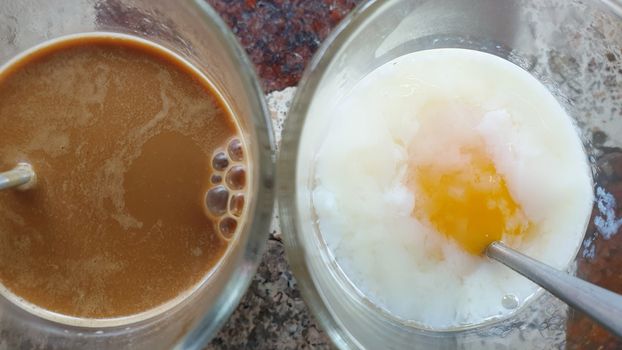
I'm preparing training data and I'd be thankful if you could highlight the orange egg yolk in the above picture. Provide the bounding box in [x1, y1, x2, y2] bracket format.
[411, 145, 532, 255]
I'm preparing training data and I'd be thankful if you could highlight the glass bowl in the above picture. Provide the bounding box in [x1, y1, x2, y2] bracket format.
[0, 0, 274, 348]
[279, 0, 622, 348]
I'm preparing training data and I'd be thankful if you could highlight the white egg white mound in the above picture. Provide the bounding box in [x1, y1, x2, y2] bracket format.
[311, 49, 593, 329]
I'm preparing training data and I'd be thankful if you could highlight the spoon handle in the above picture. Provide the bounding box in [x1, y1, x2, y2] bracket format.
[0, 163, 36, 191]
[487, 241, 622, 338]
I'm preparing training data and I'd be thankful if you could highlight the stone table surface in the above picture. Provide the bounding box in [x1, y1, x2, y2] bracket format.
[207, 0, 362, 93]
[204, 1, 362, 349]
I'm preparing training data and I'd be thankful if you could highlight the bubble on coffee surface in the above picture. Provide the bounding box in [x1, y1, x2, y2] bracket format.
[227, 138, 243, 161]
[204, 138, 247, 240]
[226, 165, 246, 190]
[211, 174, 222, 184]
[219, 217, 238, 239]
[212, 151, 229, 171]
[229, 193, 245, 217]
[205, 185, 229, 216]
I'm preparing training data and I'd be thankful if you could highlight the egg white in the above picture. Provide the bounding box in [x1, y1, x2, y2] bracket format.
[312, 48, 593, 329]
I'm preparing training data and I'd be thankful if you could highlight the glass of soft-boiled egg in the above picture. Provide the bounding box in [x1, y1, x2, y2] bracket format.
[278, 0, 622, 348]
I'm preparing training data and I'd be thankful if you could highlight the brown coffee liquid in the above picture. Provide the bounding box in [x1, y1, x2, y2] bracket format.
[0, 34, 246, 319]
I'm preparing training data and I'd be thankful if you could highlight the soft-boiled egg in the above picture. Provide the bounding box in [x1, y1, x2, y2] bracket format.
[311, 48, 593, 329]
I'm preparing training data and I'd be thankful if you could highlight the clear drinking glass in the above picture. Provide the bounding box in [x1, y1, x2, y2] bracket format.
[0, 0, 274, 348]
[279, 0, 622, 348]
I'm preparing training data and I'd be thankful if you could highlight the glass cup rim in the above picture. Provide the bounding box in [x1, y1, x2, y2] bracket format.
[277, 0, 622, 348]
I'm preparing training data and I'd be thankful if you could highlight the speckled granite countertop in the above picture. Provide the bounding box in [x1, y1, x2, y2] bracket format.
[204, 1, 361, 349]
[207, 0, 361, 93]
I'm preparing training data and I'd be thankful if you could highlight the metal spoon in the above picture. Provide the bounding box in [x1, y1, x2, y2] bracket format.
[487, 241, 622, 338]
[0, 163, 36, 191]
